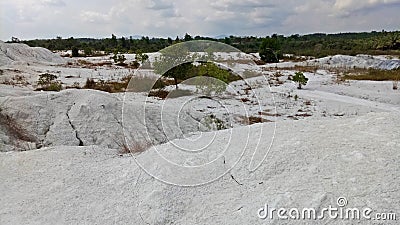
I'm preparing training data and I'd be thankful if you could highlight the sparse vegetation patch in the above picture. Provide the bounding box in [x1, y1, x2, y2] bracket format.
[343, 68, 400, 81]
[35, 73, 62, 91]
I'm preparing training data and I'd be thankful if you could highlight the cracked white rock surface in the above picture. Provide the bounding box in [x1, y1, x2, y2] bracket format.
[0, 112, 399, 224]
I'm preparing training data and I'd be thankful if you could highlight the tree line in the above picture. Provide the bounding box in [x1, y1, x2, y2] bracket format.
[10, 30, 400, 59]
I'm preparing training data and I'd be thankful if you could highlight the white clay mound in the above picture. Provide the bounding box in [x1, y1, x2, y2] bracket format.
[304, 54, 400, 70]
[0, 41, 68, 66]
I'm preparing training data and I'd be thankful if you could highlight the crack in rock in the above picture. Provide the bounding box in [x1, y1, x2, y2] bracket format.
[66, 103, 84, 146]
[38, 93, 53, 148]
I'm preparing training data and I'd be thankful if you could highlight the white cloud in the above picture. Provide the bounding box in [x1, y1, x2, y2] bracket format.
[1, 0, 399, 40]
[41, 0, 66, 7]
[145, 0, 174, 10]
[333, 0, 400, 15]
[80, 11, 110, 23]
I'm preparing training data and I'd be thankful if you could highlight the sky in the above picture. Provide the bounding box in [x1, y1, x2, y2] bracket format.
[0, 0, 399, 41]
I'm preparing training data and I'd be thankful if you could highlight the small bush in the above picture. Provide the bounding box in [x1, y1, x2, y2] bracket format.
[72, 47, 79, 57]
[292, 72, 308, 89]
[295, 113, 313, 117]
[148, 90, 170, 99]
[118, 140, 151, 155]
[116, 62, 128, 67]
[238, 116, 271, 125]
[202, 114, 226, 130]
[83, 79, 111, 92]
[44, 82, 63, 91]
[37, 73, 57, 86]
[113, 54, 126, 64]
[83, 78, 97, 89]
[241, 98, 250, 103]
[135, 52, 149, 64]
[66, 82, 81, 89]
[84, 75, 168, 93]
[36, 73, 62, 92]
[148, 89, 193, 99]
[130, 61, 140, 69]
[253, 59, 266, 65]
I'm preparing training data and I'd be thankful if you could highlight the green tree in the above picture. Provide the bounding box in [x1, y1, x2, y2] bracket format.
[259, 35, 281, 63]
[113, 53, 126, 64]
[167, 37, 173, 45]
[120, 36, 127, 49]
[72, 47, 79, 57]
[111, 34, 117, 48]
[292, 72, 308, 89]
[194, 63, 231, 95]
[37, 73, 62, 91]
[174, 36, 180, 44]
[197, 63, 231, 83]
[184, 33, 193, 42]
[163, 63, 194, 89]
[154, 45, 192, 89]
[84, 47, 93, 56]
[136, 51, 149, 64]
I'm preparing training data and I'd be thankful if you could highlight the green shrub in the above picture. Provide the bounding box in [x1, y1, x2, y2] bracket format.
[72, 47, 79, 57]
[259, 36, 282, 63]
[45, 83, 63, 91]
[202, 114, 226, 130]
[113, 53, 126, 65]
[37, 73, 57, 86]
[36, 73, 62, 92]
[130, 61, 140, 69]
[135, 51, 149, 64]
[83, 79, 112, 92]
[83, 78, 96, 89]
[292, 72, 308, 89]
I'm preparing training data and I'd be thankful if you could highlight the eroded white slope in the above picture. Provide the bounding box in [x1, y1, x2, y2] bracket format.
[0, 89, 241, 152]
[0, 41, 67, 66]
[262, 54, 400, 70]
[1, 112, 399, 224]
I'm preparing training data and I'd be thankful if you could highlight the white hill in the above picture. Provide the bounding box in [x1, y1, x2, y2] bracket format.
[0, 41, 67, 66]
[263, 54, 400, 70]
[305, 54, 400, 70]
